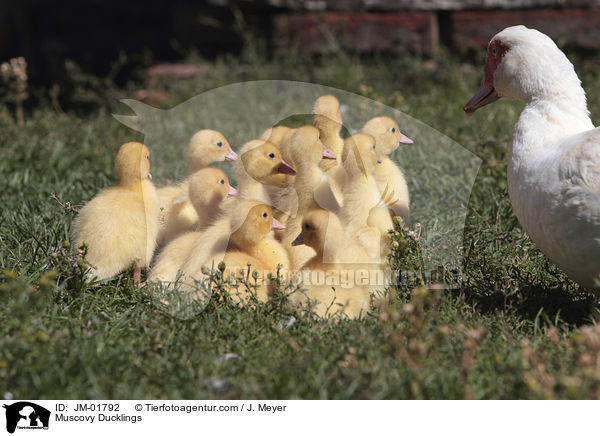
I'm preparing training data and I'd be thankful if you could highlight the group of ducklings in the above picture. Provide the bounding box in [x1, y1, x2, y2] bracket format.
[71, 95, 413, 318]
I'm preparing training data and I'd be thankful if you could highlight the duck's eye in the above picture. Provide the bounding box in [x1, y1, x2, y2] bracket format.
[491, 46, 498, 57]
[262, 212, 268, 218]
[372, 145, 376, 150]
[219, 179, 225, 185]
[268, 152, 275, 159]
[216, 141, 223, 147]
[304, 223, 312, 230]
[146, 154, 150, 159]
[391, 127, 396, 133]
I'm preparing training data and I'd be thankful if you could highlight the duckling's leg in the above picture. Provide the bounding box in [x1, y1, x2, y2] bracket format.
[133, 266, 142, 285]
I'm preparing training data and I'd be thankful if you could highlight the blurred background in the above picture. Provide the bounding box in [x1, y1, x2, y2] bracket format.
[2, 0, 600, 110]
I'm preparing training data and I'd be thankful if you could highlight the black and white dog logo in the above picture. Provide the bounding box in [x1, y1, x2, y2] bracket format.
[3, 402, 50, 433]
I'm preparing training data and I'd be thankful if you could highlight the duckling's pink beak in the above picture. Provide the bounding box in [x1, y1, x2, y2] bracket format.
[225, 149, 238, 161]
[322, 145, 336, 159]
[228, 185, 237, 196]
[271, 218, 285, 230]
[277, 160, 296, 175]
[377, 157, 382, 164]
[147, 173, 153, 180]
[291, 233, 304, 246]
[399, 133, 413, 144]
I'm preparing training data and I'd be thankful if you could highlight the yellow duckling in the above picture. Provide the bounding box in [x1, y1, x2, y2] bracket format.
[179, 144, 294, 283]
[234, 139, 295, 204]
[278, 122, 337, 170]
[187, 129, 238, 172]
[188, 169, 237, 229]
[313, 95, 344, 172]
[265, 130, 299, 225]
[338, 133, 394, 261]
[226, 202, 288, 271]
[222, 203, 287, 302]
[289, 209, 372, 319]
[274, 124, 337, 210]
[71, 142, 159, 284]
[281, 126, 338, 269]
[255, 130, 298, 217]
[149, 168, 235, 284]
[361, 116, 413, 221]
[228, 138, 296, 239]
[156, 129, 237, 246]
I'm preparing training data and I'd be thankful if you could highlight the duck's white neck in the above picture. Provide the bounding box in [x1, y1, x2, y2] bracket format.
[510, 82, 594, 164]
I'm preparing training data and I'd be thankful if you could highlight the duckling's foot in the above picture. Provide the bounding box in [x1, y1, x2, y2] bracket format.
[133, 266, 142, 286]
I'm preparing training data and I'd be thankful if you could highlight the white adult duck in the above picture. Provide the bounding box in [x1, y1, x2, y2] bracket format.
[465, 25, 600, 291]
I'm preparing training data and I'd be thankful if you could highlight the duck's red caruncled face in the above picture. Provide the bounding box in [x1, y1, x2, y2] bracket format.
[483, 40, 509, 87]
[464, 39, 509, 114]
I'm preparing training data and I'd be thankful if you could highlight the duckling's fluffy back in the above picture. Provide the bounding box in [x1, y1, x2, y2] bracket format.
[287, 209, 383, 318]
[260, 126, 292, 148]
[149, 230, 199, 283]
[156, 181, 198, 246]
[72, 179, 159, 280]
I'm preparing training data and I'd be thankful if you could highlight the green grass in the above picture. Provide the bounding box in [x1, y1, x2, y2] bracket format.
[2, 43, 600, 399]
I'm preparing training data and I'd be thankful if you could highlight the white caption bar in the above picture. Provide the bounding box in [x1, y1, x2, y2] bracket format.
[0, 400, 595, 435]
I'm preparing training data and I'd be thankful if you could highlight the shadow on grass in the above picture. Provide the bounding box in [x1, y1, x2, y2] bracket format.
[459, 284, 599, 327]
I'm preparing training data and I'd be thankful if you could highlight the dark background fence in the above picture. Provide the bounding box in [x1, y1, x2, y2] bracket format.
[3, 0, 600, 88]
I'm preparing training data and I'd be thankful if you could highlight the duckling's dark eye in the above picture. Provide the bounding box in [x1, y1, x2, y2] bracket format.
[216, 141, 223, 147]
[268, 152, 275, 159]
[304, 223, 312, 230]
[219, 179, 225, 185]
[391, 127, 396, 133]
[262, 212, 268, 218]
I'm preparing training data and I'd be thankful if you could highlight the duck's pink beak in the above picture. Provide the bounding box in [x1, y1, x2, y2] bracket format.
[228, 185, 237, 196]
[271, 217, 285, 230]
[399, 133, 413, 144]
[277, 159, 296, 175]
[291, 233, 304, 246]
[464, 80, 499, 115]
[322, 145, 336, 159]
[147, 173, 153, 180]
[225, 149, 238, 161]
